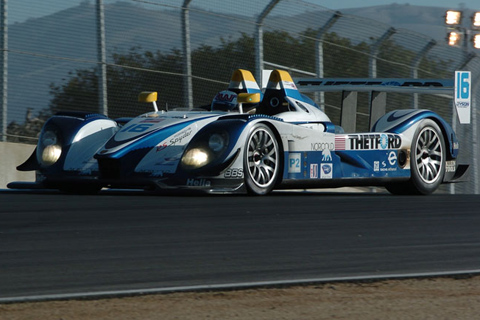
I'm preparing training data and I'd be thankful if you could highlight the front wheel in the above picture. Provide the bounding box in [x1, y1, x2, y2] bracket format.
[386, 119, 445, 195]
[243, 124, 280, 195]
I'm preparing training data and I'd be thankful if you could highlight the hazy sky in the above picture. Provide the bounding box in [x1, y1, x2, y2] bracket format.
[8, 0, 479, 24]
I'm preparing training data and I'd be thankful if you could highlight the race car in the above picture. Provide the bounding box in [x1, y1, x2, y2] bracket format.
[8, 69, 469, 195]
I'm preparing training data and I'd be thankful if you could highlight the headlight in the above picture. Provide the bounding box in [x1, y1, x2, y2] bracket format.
[38, 130, 62, 166]
[181, 131, 230, 170]
[41, 145, 62, 165]
[181, 148, 209, 168]
[42, 131, 58, 146]
[208, 132, 228, 153]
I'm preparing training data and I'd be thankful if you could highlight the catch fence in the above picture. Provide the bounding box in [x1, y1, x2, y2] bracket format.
[1, 0, 479, 193]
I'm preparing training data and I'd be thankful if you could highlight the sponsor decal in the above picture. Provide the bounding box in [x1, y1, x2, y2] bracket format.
[292, 134, 308, 140]
[320, 163, 333, 179]
[379, 166, 397, 172]
[310, 164, 318, 179]
[311, 142, 334, 151]
[36, 172, 46, 182]
[388, 151, 397, 166]
[186, 178, 211, 187]
[446, 160, 456, 173]
[224, 168, 243, 178]
[322, 149, 332, 161]
[379, 134, 388, 149]
[164, 155, 181, 162]
[170, 127, 192, 146]
[148, 170, 166, 177]
[214, 92, 236, 102]
[156, 127, 193, 152]
[348, 134, 401, 150]
[168, 115, 188, 119]
[156, 142, 168, 152]
[288, 153, 301, 173]
[374, 151, 398, 172]
[283, 81, 298, 90]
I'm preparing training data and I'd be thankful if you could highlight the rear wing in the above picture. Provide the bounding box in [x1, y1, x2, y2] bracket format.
[296, 78, 454, 94]
[294, 71, 471, 131]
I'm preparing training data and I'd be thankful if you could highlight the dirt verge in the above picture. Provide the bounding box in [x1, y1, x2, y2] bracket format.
[2, 275, 480, 320]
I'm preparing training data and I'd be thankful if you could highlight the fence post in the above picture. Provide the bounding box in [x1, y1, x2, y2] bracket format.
[369, 27, 396, 78]
[454, 53, 477, 194]
[456, 52, 476, 71]
[411, 39, 436, 109]
[255, 0, 280, 87]
[97, 0, 108, 116]
[182, 0, 193, 110]
[472, 73, 480, 194]
[1, 0, 7, 142]
[473, 84, 478, 194]
[315, 11, 341, 111]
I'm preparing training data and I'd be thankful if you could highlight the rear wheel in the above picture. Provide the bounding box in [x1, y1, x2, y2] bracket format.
[243, 124, 280, 195]
[386, 119, 445, 195]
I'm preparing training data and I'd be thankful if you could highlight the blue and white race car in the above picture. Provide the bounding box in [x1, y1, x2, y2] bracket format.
[9, 69, 468, 195]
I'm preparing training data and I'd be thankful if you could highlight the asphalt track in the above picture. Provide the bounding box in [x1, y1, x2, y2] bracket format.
[1, 190, 480, 301]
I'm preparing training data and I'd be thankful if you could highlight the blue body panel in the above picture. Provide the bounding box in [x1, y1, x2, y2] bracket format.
[283, 149, 409, 181]
[372, 109, 459, 159]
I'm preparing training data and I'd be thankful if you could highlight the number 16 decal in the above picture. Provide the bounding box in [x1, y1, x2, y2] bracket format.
[120, 123, 154, 133]
[455, 71, 471, 124]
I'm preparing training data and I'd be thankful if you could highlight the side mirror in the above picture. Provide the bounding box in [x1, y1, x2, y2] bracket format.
[138, 91, 159, 111]
[237, 93, 261, 113]
[237, 93, 261, 104]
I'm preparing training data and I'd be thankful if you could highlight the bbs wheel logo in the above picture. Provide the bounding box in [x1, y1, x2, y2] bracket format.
[224, 168, 243, 178]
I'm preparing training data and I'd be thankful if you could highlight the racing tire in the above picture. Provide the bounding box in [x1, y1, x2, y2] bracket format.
[243, 124, 280, 195]
[386, 119, 445, 195]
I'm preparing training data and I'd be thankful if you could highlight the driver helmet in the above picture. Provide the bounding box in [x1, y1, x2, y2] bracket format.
[211, 90, 238, 112]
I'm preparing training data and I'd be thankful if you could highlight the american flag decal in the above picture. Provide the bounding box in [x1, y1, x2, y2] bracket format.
[310, 164, 318, 179]
[335, 136, 346, 150]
